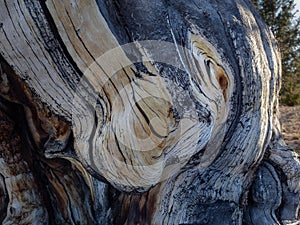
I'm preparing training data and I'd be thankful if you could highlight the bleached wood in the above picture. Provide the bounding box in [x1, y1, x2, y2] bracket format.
[0, 0, 299, 224]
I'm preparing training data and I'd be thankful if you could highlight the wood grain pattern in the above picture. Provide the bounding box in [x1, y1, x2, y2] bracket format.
[0, 0, 299, 224]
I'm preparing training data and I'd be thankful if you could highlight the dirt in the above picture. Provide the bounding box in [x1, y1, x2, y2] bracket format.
[279, 105, 300, 154]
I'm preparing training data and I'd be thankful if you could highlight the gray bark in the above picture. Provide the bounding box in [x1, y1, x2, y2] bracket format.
[0, 0, 299, 224]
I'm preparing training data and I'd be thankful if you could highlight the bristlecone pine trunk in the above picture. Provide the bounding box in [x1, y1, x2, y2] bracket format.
[0, 0, 299, 224]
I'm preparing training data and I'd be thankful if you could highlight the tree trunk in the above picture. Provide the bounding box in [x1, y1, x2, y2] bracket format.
[0, 0, 299, 224]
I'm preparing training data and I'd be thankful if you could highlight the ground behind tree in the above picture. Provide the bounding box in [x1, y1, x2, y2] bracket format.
[280, 105, 300, 154]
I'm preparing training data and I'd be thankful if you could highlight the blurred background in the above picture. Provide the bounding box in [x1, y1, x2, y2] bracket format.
[252, 0, 300, 153]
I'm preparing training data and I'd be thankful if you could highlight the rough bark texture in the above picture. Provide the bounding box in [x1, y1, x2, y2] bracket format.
[0, 0, 299, 224]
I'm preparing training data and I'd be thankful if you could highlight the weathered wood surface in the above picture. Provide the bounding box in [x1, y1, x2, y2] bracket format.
[0, 0, 299, 224]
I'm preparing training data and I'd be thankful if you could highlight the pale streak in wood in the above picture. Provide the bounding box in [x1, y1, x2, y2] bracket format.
[0, 0, 75, 118]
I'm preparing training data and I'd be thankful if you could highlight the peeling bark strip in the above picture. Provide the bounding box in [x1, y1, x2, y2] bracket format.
[0, 0, 299, 224]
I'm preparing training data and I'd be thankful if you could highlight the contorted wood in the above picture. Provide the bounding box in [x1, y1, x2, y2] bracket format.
[0, 0, 299, 224]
